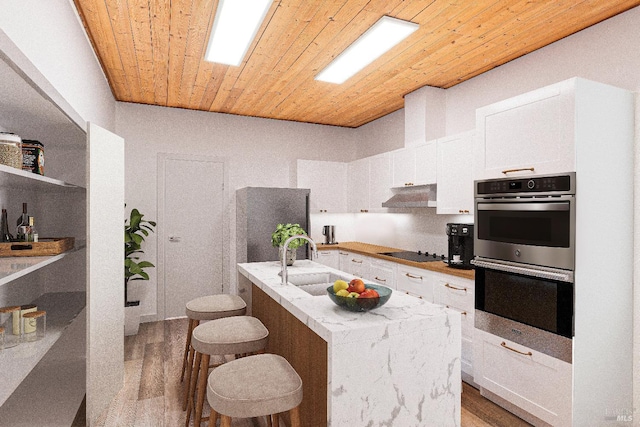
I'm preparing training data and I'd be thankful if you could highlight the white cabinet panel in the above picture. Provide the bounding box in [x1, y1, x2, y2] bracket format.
[391, 141, 437, 188]
[436, 132, 474, 215]
[339, 251, 370, 279]
[297, 159, 347, 213]
[395, 265, 435, 302]
[316, 250, 339, 270]
[474, 80, 575, 180]
[474, 329, 572, 427]
[414, 141, 437, 185]
[368, 258, 396, 289]
[368, 153, 392, 211]
[391, 148, 416, 188]
[347, 157, 369, 213]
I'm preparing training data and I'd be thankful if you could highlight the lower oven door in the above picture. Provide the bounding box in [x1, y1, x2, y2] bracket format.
[473, 257, 574, 363]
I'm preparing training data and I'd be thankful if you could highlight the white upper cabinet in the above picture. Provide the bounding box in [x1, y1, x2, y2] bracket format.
[436, 131, 474, 215]
[474, 79, 576, 180]
[367, 152, 392, 212]
[297, 159, 347, 213]
[391, 140, 437, 188]
[347, 157, 369, 213]
[391, 147, 416, 187]
[414, 141, 437, 185]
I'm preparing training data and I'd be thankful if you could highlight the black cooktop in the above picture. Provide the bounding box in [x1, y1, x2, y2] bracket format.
[380, 251, 446, 263]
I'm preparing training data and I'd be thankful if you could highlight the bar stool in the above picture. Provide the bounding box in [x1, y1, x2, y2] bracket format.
[207, 353, 303, 427]
[185, 315, 269, 426]
[181, 294, 246, 410]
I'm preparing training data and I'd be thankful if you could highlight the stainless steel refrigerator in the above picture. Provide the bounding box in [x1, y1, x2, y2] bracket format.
[236, 187, 310, 263]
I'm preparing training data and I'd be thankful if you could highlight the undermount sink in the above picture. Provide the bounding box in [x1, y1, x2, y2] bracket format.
[287, 272, 350, 296]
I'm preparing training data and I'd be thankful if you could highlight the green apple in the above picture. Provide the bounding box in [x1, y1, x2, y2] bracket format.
[347, 292, 360, 298]
[333, 279, 349, 293]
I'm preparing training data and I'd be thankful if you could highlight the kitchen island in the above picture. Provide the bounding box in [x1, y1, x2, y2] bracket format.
[238, 260, 461, 427]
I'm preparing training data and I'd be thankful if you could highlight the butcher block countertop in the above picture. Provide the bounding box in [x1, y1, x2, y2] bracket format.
[317, 241, 475, 280]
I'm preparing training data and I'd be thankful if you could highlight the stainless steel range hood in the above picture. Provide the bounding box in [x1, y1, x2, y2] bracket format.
[382, 184, 437, 208]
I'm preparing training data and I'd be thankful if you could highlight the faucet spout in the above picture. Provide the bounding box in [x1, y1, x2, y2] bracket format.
[281, 234, 318, 286]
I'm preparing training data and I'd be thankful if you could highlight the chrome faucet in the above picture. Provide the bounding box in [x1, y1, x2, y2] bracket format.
[281, 234, 317, 286]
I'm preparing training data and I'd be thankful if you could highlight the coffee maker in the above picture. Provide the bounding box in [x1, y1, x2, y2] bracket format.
[322, 225, 337, 245]
[446, 223, 474, 269]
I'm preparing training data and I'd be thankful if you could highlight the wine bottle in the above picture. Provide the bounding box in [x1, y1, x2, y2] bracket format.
[1, 209, 13, 242]
[16, 203, 29, 241]
[27, 216, 38, 242]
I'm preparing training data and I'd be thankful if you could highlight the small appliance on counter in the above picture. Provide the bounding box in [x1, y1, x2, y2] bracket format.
[446, 223, 474, 269]
[322, 225, 337, 244]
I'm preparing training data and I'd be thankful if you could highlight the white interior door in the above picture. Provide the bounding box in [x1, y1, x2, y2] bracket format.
[158, 154, 225, 319]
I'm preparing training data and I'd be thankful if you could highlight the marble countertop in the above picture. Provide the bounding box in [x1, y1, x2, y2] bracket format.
[238, 260, 457, 346]
[316, 241, 475, 280]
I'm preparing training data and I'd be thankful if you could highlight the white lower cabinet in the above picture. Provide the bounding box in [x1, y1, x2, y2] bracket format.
[368, 258, 396, 289]
[433, 276, 474, 380]
[315, 250, 339, 270]
[474, 328, 572, 427]
[395, 265, 435, 301]
[338, 251, 370, 279]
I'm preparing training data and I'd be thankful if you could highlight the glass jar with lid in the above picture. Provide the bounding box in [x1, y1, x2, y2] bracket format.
[0, 132, 23, 169]
[0, 306, 22, 348]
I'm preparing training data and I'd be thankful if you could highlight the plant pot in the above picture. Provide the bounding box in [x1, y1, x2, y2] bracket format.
[124, 300, 141, 336]
[279, 246, 296, 266]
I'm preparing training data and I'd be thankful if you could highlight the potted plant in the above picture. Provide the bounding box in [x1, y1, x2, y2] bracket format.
[124, 207, 156, 335]
[271, 223, 307, 266]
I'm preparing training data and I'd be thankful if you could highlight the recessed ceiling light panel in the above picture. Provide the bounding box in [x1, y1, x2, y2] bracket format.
[316, 16, 419, 84]
[204, 0, 272, 66]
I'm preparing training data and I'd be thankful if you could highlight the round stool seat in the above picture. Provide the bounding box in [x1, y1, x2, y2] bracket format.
[185, 294, 246, 320]
[192, 316, 268, 356]
[207, 353, 303, 419]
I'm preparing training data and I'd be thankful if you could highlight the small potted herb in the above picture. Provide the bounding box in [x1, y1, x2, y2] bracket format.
[271, 223, 307, 265]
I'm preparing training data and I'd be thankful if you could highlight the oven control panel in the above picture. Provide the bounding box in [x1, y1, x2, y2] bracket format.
[475, 172, 574, 196]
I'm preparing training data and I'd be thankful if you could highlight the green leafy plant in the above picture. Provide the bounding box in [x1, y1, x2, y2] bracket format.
[125, 207, 156, 305]
[271, 223, 307, 249]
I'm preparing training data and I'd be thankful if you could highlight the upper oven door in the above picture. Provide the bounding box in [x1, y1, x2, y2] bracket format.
[475, 195, 575, 270]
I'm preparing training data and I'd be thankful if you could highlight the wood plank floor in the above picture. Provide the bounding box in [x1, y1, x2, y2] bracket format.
[94, 318, 531, 427]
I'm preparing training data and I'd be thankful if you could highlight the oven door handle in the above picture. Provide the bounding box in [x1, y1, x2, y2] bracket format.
[477, 202, 570, 211]
[472, 257, 574, 283]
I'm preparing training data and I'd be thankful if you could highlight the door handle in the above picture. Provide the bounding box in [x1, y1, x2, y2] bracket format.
[168, 236, 181, 242]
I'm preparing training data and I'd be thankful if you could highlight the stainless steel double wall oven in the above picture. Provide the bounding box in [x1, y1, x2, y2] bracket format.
[473, 172, 575, 363]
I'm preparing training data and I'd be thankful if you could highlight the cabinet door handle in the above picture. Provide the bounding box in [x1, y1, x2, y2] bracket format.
[500, 341, 533, 356]
[374, 276, 386, 282]
[339, 252, 348, 256]
[405, 273, 422, 280]
[445, 305, 467, 316]
[445, 283, 467, 292]
[501, 167, 535, 175]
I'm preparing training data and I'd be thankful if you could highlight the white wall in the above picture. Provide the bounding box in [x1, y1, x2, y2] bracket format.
[0, 0, 115, 130]
[116, 102, 359, 318]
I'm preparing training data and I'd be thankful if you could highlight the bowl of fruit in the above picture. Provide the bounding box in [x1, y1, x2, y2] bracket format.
[327, 278, 392, 312]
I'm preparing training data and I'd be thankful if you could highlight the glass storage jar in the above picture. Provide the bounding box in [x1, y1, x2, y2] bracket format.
[0, 305, 22, 348]
[0, 132, 23, 170]
[22, 310, 46, 342]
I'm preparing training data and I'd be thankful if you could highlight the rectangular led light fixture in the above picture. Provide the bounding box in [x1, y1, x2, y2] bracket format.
[316, 16, 419, 84]
[204, 0, 272, 66]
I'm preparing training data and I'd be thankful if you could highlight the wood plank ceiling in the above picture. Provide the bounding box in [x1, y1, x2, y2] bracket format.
[74, 0, 640, 128]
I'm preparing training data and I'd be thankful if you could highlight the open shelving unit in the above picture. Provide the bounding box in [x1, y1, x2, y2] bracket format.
[0, 29, 124, 424]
